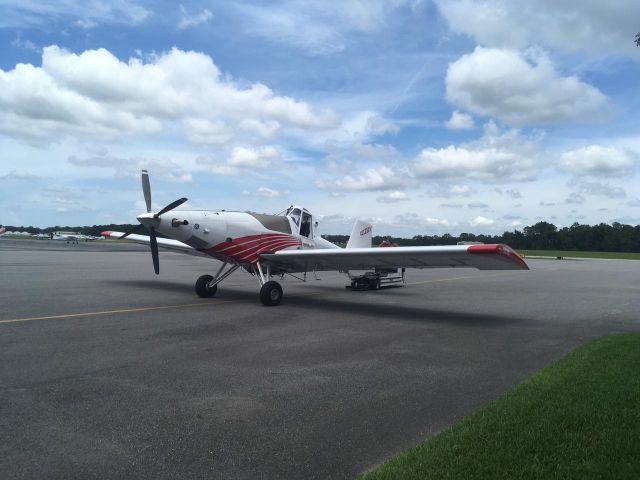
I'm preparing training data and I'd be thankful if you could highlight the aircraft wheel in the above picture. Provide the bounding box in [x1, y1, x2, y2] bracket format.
[260, 281, 283, 306]
[195, 274, 218, 298]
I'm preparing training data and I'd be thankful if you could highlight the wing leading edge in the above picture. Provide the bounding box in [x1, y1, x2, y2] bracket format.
[261, 244, 529, 272]
[100, 231, 208, 258]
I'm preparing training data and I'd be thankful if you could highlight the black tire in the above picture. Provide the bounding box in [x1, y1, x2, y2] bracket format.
[195, 274, 217, 298]
[260, 281, 283, 306]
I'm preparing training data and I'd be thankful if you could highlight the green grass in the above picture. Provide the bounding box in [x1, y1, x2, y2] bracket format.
[360, 334, 640, 480]
[519, 249, 640, 260]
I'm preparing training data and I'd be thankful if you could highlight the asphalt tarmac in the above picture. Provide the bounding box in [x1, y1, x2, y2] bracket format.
[1, 238, 639, 479]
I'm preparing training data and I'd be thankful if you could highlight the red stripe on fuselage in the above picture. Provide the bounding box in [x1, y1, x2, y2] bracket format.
[237, 239, 302, 263]
[205, 233, 301, 264]
[219, 235, 294, 257]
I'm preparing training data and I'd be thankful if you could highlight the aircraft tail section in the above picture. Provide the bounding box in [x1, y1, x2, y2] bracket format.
[346, 220, 372, 249]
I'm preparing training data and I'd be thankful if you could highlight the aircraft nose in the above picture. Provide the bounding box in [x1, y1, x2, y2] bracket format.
[137, 212, 160, 228]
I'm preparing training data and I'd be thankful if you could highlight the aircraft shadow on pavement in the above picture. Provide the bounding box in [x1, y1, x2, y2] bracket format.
[101, 279, 196, 294]
[281, 293, 521, 327]
[100, 280, 520, 326]
[101, 279, 259, 300]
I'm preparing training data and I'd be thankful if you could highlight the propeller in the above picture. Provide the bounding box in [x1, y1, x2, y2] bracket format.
[120, 170, 188, 275]
[142, 169, 152, 213]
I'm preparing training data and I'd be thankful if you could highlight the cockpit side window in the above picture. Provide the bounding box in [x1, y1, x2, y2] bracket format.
[300, 212, 312, 238]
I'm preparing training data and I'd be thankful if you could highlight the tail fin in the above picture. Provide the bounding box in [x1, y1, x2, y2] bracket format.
[346, 220, 372, 249]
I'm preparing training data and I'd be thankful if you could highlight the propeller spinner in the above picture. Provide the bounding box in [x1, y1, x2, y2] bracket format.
[120, 170, 187, 274]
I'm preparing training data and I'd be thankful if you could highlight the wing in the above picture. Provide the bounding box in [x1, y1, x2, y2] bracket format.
[100, 231, 208, 258]
[260, 244, 528, 272]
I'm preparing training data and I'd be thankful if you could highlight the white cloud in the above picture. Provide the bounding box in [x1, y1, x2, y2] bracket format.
[178, 5, 214, 29]
[504, 188, 522, 199]
[446, 47, 608, 126]
[0, 46, 338, 145]
[366, 115, 400, 136]
[315, 165, 408, 192]
[236, 1, 421, 55]
[559, 146, 637, 177]
[450, 184, 474, 197]
[412, 122, 539, 181]
[68, 154, 193, 182]
[257, 187, 285, 198]
[227, 146, 280, 168]
[184, 118, 233, 145]
[445, 110, 475, 130]
[324, 142, 401, 172]
[376, 191, 410, 203]
[10, 32, 39, 51]
[575, 181, 626, 198]
[423, 217, 451, 227]
[470, 216, 494, 226]
[565, 193, 585, 204]
[74, 18, 98, 29]
[434, 0, 640, 57]
[0, 170, 39, 181]
[243, 187, 287, 198]
[0, 0, 150, 28]
[239, 119, 280, 138]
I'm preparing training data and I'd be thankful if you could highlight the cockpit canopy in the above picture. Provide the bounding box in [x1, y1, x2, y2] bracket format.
[285, 206, 313, 238]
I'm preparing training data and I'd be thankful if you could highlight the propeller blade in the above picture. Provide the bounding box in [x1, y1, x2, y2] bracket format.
[119, 224, 144, 240]
[150, 227, 159, 274]
[141, 169, 152, 213]
[155, 197, 188, 218]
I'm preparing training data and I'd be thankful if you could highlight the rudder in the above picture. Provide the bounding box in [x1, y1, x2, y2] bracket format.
[346, 220, 372, 249]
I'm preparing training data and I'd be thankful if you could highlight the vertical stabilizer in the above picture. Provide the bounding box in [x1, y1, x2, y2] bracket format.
[346, 220, 372, 249]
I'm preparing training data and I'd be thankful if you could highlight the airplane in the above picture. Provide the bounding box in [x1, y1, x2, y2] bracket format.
[101, 170, 529, 306]
[50, 232, 101, 243]
[51, 232, 81, 244]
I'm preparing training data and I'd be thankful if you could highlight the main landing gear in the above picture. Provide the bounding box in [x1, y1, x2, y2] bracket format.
[253, 261, 283, 306]
[194, 261, 284, 306]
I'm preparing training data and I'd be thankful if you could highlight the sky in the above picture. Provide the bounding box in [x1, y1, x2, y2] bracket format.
[0, 0, 639, 236]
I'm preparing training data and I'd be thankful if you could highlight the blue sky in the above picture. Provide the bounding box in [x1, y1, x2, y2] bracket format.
[1, 0, 639, 235]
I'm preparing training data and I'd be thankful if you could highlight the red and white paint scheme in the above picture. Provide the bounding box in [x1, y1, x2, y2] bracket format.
[102, 170, 528, 306]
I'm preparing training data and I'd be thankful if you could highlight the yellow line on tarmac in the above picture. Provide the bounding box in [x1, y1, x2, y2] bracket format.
[0, 292, 321, 325]
[406, 275, 478, 286]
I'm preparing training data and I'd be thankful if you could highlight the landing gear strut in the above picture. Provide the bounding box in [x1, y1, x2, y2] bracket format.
[195, 262, 240, 298]
[194, 260, 284, 306]
[253, 261, 283, 306]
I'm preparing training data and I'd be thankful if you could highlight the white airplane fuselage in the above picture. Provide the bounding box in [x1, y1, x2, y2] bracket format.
[138, 208, 339, 267]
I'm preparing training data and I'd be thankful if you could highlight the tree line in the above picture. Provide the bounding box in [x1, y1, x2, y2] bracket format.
[3, 221, 640, 252]
[323, 221, 640, 253]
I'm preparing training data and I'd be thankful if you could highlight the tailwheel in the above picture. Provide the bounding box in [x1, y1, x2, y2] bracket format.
[195, 274, 218, 298]
[260, 281, 283, 306]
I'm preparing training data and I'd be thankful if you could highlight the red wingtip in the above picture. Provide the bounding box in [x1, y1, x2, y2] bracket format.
[468, 244, 529, 270]
[101, 231, 112, 238]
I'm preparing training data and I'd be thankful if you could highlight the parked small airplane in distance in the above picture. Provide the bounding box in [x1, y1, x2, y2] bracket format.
[102, 170, 529, 306]
[46, 232, 101, 243]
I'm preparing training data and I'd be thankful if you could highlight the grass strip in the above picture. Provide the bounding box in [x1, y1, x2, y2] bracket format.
[360, 333, 640, 480]
[519, 249, 640, 260]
